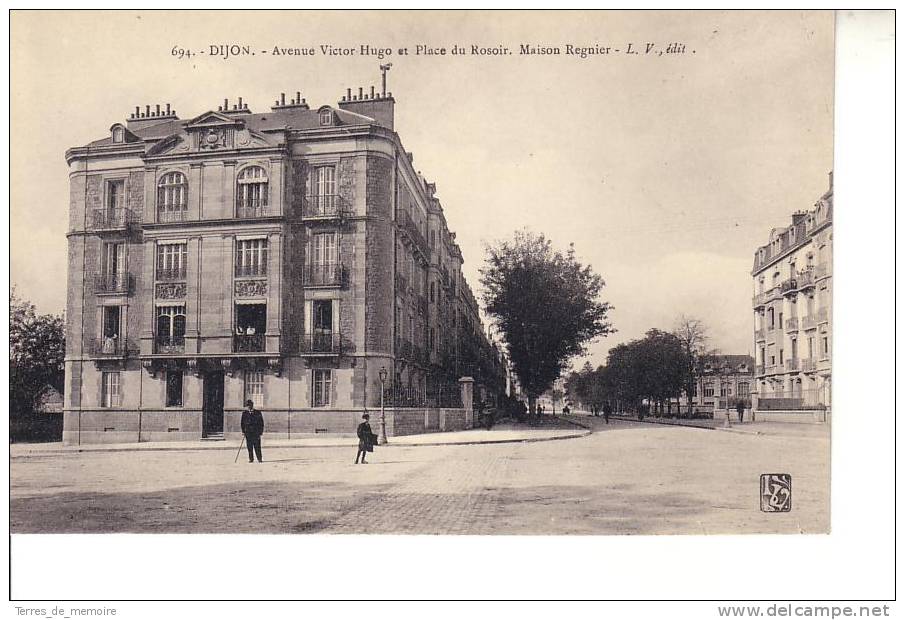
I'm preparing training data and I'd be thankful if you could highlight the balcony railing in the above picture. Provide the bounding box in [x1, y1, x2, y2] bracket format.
[155, 336, 186, 355]
[398, 210, 430, 258]
[801, 316, 817, 330]
[91, 337, 135, 357]
[785, 317, 799, 332]
[785, 358, 800, 371]
[796, 269, 815, 290]
[93, 272, 133, 295]
[90, 208, 136, 231]
[755, 365, 765, 376]
[157, 207, 187, 223]
[235, 263, 267, 277]
[236, 199, 270, 219]
[304, 195, 348, 219]
[802, 358, 817, 372]
[156, 267, 186, 281]
[233, 334, 265, 353]
[817, 308, 829, 323]
[300, 332, 344, 354]
[754, 328, 765, 341]
[304, 264, 345, 287]
[780, 278, 798, 295]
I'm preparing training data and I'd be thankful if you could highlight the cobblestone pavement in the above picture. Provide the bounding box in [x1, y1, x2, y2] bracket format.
[10, 419, 829, 535]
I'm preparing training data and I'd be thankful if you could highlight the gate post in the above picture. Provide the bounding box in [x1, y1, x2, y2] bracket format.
[459, 376, 475, 429]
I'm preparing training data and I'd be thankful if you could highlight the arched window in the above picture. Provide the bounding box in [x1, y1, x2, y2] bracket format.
[237, 166, 268, 216]
[157, 172, 187, 222]
[112, 126, 125, 143]
[156, 305, 186, 352]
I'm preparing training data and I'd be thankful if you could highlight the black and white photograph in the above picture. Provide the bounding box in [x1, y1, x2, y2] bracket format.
[6, 8, 895, 610]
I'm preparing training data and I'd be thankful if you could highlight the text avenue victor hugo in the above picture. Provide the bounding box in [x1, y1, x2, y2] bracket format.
[173, 42, 694, 61]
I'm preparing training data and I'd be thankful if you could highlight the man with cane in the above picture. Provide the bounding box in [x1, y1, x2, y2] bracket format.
[240, 399, 265, 463]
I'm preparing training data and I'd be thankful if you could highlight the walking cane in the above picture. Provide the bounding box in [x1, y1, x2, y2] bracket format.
[234, 434, 246, 464]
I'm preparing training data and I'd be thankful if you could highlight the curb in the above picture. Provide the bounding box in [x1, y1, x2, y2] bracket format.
[11, 429, 592, 457]
[607, 415, 716, 431]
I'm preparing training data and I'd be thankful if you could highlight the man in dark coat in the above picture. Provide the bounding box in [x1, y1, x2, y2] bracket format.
[736, 400, 745, 424]
[241, 399, 265, 463]
[603, 401, 612, 424]
[355, 413, 376, 464]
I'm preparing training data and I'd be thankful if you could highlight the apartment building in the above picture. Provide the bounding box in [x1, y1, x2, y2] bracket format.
[751, 173, 833, 414]
[63, 84, 505, 444]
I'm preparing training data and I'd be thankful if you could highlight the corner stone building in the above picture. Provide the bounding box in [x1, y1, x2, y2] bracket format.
[64, 88, 505, 445]
[751, 172, 833, 419]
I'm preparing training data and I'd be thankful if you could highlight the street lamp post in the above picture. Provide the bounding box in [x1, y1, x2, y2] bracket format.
[378, 366, 388, 445]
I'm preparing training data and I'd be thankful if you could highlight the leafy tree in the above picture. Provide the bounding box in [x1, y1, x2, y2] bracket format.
[480, 231, 614, 414]
[10, 288, 65, 420]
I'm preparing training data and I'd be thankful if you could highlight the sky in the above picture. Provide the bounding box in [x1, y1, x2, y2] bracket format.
[10, 10, 834, 368]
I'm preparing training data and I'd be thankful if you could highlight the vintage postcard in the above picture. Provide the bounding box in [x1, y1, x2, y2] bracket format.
[9, 7, 861, 604]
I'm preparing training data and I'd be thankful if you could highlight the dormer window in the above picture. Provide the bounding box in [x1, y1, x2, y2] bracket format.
[112, 126, 125, 143]
[319, 109, 333, 126]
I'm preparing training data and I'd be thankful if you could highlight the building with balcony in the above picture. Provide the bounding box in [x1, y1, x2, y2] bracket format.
[63, 86, 505, 444]
[751, 172, 833, 417]
[683, 355, 755, 412]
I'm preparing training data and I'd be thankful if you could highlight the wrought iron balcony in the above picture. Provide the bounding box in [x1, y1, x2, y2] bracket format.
[397, 210, 430, 259]
[755, 328, 765, 341]
[235, 263, 267, 277]
[304, 195, 348, 220]
[304, 263, 345, 287]
[90, 208, 137, 232]
[801, 316, 817, 331]
[785, 358, 800, 371]
[157, 207, 187, 223]
[156, 267, 186, 281]
[93, 272, 133, 295]
[796, 269, 815, 290]
[300, 332, 344, 355]
[755, 364, 765, 376]
[155, 336, 186, 355]
[815, 263, 830, 280]
[817, 307, 829, 323]
[785, 317, 799, 332]
[780, 278, 798, 295]
[233, 333, 265, 353]
[802, 358, 817, 372]
[91, 337, 136, 357]
[236, 199, 270, 219]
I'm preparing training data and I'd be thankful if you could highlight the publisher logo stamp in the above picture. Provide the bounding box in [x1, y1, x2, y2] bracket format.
[760, 473, 792, 512]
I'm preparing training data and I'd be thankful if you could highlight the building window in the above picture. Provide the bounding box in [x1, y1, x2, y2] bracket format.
[235, 303, 266, 351]
[156, 305, 186, 352]
[738, 382, 749, 396]
[720, 384, 729, 397]
[236, 166, 268, 215]
[767, 308, 775, 329]
[312, 369, 332, 407]
[703, 383, 714, 398]
[808, 337, 815, 359]
[156, 242, 187, 280]
[822, 337, 829, 358]
[236, 238, 268, 276]
[779, 349, 784, 365]
[245, 370, 265, 403]
[165, 370, 183, 407]
[157, 172, 187, 221]
[101, 371, 121, 408]
[319, 110, 333, 126]
[112, 126, 125, 143]
[107, 180, 125, 211]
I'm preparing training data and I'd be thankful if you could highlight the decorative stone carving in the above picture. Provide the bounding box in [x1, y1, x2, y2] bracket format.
[186, 358, 200, 377]
[236, 129, 251, 147]
[156, 282, 186, 299]
[234, 279, 267, 297]
[220, 358, 234, 377]
[199, 127, 227, 150]
[267, 357, 283, 377]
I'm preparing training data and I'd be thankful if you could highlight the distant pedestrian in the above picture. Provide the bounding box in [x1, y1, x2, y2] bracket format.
[736, 400, 745, 423]
[240, 399, 265, 463]
[485, 408, 495, 430]
[603, 402, 612, 424]
[355, 413, 376, 464]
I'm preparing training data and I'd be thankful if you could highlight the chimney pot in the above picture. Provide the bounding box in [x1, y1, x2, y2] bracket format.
[135, 106, 140, 116]
[155, 104, 161, 116]
[296, 91, 301, 102]
[145, 105, 151, 117]
[224, 98, 229, 110]
[166, 103, 171, 114]
[281, 93, 286, 105]
[370, 85, 375, 98]
[238, 97, 243, 107]
[358, 87, 363, 98]
[347, 88, 352, 99]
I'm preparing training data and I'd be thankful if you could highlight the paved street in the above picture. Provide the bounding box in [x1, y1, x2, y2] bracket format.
[10, 419, 829, 535]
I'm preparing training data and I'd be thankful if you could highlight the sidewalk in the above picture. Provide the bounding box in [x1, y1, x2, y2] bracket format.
[10, 422, 589, 456]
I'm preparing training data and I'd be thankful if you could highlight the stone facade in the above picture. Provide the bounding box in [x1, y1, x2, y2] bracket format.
[63, 88, 505, 445]
[751, 172, 833, 416]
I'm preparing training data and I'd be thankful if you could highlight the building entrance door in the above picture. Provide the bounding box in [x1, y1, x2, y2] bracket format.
[202, 371, 225, 437]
